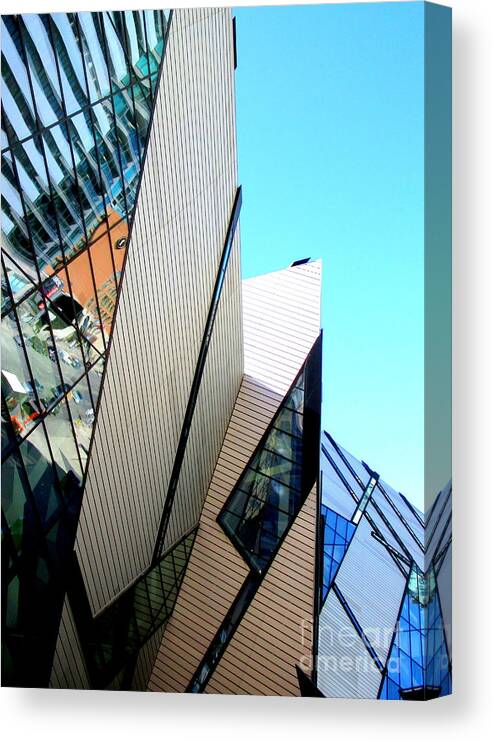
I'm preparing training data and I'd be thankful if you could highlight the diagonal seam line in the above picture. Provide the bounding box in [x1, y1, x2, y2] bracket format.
[186, 336, 322, 692]
[332, 582, 385, 674]
[151, 186, 242, 563]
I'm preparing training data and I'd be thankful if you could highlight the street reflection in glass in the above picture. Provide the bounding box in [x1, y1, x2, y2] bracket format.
[1, 9, 171, 687]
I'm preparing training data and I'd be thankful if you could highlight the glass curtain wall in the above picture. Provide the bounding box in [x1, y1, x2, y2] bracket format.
[1, 10, 170, 686]
[68, 528, 196, 689]
[379, 563, 451, 700]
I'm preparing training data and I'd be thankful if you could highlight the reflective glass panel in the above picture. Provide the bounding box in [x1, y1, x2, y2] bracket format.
[1, 450, 37, 556]
[218, 340, 321, 575]
[1, 8, 170, 689]
[379, 564, 451, 700]
[320, 504, 356, 602]
[19, 430, 63, 528]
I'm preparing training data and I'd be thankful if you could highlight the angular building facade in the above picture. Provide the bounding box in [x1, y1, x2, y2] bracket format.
[1, 7, 243, 690]
[315, 434, 452, 700]
[1, 7, 451, 700]
[148, 260, 322, 695]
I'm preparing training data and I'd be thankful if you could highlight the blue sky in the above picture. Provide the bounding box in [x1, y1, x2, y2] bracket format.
[235, 2, 425, 506]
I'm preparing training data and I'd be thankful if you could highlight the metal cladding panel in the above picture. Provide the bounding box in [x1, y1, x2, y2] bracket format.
[323, 435, 370, 491]
[380, 480, 424, 535]
[148, 378, 265, 693]
[205, 488, 316, 697]
[364, 501, 411, 560]
[163, 230, 243, 551]
[149, 262, 321, 694]
[373, 483, 424, 567]
[370, 496, 423, 567]
[242, 260, 321, 395]
[322, 432, 430, 566]
[331, 517, 406, 667]
[75, 8, 241, 614]
[318, 589, 382, 699]
[49, 597, 90, 690]
[321, 451, 355, 520]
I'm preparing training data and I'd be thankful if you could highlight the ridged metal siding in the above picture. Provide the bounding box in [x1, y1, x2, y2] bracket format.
[206, 488, 316, 696]
[321, 449, 355, 520]
[243, 261, 321, 395]
[333, 517, 406, 666]
[75, 7, 242, 615]
[49, 597, 90, 690]
[148, 261, 322, 694]
[147, 377, 265, 692]
[318, 589, 382, 699]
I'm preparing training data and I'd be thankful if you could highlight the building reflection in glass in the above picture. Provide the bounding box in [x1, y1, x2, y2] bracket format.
[1, 9, 170, 686]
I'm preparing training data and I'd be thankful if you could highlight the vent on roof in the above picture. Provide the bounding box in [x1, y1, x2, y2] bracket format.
[290, 257, 311, 267]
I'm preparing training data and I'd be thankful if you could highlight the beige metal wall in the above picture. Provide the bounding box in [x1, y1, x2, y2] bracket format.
[243, 260, 322, 394]
[74, 7, 242, 616]
[148, 261, 321, 695]
[206, 488, 316, 696]
[50, 7, 241, 690]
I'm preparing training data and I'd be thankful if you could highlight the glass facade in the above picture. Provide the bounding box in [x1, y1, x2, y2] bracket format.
[218, 335, 322, 574]
[318, 435, 452, 700]
[379, 564, 451, 700]
[69, 529, 196, 689]
[1, 10, 171, 687]
[320, 505, 355, 603]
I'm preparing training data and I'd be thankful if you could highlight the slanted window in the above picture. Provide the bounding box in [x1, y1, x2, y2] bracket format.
[218, 335, 322, 574]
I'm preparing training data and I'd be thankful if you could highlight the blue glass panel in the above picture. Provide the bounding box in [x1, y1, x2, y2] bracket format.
[379, 564, 451, 700]
[320, 504, 356, 601]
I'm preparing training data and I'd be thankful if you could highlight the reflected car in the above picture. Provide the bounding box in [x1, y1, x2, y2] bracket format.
[58, 350, 81, 368]
[72, 390, 83, 404]
[24, 410, 40, 425]
[53, 383, 71, 399]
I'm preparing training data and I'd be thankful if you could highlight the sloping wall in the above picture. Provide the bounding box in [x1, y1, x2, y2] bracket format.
[75, 7, 242, 615]
[148, 261, 321, 695]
